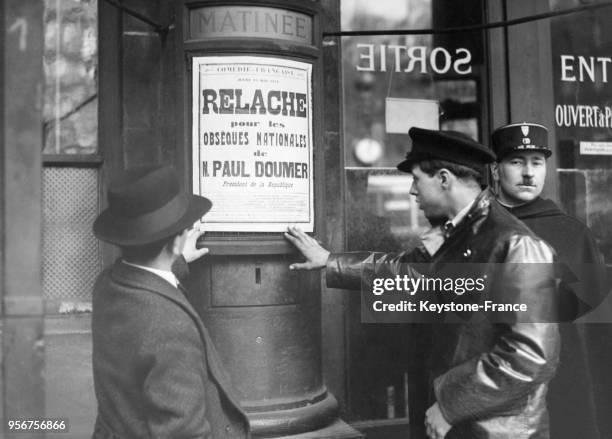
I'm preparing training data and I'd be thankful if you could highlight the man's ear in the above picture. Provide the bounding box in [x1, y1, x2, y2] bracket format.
[170, 232, 185, 256]
[490, 162, 500, 182]
[437, 168, 452, 188]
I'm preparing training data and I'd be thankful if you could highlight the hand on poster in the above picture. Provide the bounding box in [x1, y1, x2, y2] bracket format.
[284, 226, 330, 270]
[425, 402, 452, 439]
[182, 221, 209, 263]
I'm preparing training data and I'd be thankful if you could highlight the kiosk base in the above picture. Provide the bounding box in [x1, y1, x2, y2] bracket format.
[262, 420, 363, 439]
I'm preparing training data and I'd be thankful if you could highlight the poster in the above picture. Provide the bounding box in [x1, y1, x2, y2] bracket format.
[192, 56, 313, 232]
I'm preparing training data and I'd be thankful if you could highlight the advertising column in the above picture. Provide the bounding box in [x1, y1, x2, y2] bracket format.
[178, 1, 356, 437]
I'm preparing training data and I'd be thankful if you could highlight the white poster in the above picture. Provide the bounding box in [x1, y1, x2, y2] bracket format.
[385, 98, 439, 133]
[192, 56, 313, 232]
[580, 141, 612, 156]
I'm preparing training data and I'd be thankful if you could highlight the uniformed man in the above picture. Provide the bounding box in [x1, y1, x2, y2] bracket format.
[491, 122, 612, 439]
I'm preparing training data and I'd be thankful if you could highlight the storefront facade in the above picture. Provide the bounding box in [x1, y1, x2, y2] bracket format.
[1, 0, 611, 437]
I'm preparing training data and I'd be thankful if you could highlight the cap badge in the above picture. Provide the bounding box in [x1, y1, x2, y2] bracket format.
[521, 125, 530, 136]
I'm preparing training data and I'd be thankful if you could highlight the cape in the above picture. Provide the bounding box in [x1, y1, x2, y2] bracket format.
[508, 196, 602, 265]
[506, 196, 612, 439]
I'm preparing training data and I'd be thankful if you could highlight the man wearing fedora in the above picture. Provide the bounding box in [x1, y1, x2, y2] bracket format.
[285, 127, 560, 439]
[491, 123, 612, 439]
[91, 165, 250, 439]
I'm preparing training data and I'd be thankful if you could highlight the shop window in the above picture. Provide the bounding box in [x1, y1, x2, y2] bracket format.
[550, 0, 612, 263]
[42, 0, 100, 311]
[340, 0, 488, 430]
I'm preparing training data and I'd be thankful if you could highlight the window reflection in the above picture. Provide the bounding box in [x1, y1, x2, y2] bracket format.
[43, 0, 98, 155]
[341, 0, 485, 168]
[340, 1, 487, 423]
[346, 169, 429, 252]
[550, 0, 612, 263]
[41, 0, 101, 307]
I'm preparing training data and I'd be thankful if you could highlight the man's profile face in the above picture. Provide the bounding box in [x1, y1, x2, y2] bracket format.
[493, 151, 547, 206]
[409, 164, 447, 223]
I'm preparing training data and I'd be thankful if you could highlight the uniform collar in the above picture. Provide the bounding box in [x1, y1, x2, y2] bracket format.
[419, 189, 492, 257]
[446, 198, 476, 229]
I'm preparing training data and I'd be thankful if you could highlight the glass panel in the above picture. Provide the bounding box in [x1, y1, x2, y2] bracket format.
[43, 0, 98, 155]
[340, 0, 488, 423]
[40, 3, 99, 433]
[342, 0, 485, 169]
[550, 0, 612, 263]
[346, 169, 427, 253]
[345, 169, 426, 423]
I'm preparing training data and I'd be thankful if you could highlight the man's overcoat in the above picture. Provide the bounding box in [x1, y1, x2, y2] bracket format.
[91, 260, 250, 439]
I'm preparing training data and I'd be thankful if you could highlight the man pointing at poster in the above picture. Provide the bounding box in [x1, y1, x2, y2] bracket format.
[285, 127, 560, 439]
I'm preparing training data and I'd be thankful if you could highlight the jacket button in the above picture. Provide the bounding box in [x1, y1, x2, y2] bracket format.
[225, 425, 232, 433]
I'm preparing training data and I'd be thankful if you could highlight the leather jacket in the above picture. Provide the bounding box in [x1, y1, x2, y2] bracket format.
[326, 190, 560, 439]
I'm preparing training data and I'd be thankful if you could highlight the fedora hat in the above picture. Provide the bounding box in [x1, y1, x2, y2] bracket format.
[93, 165, 211, 246]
